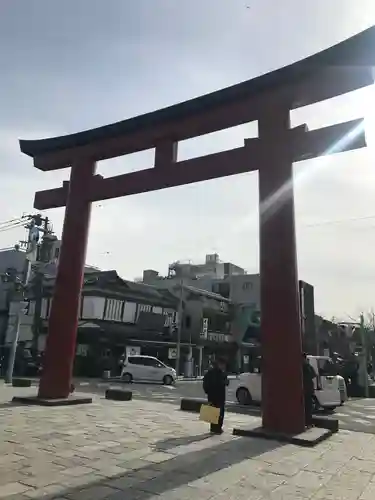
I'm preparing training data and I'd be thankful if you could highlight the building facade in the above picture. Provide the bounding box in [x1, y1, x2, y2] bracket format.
[6, 269, 237, 376]
[142, 254, 318, 370]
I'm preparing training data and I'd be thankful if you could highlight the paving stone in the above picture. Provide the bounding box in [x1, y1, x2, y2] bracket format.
[305, 458, 345, 475]
[360, 481, 375, 499]
[0, 482, 30, 498]
[65, 484, 121, 500]
[23, 483, 68, 498]
[92, 465, 128, 478]
[239, 471, 287, 492]
[104, 488, 154, 500]
[135, 477, 179, 495]
[143, 452, 176, 463]
[270, 484, 316, 499]
[0, 454, 25, 465]
[61, 467, 95, 477]
[0, 471, 26, 487]
[55, 474, 104, 490]
[289, 470, 332, 489]
[18, 472, 63, 489]
[162, 485, 216, 500]
[212, 485, 264, 500]
[262, 459, 304, 477]
[347, 457, 375, 474]
[127, 468, 161, 481]
[104, 475, 143, 491]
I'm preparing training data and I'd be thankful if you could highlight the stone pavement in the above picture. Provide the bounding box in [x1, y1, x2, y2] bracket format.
[1, 387, 375, 499]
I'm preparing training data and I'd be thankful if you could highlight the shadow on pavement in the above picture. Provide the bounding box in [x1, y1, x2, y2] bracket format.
[32, 432, 282, 499]
[153, 433, 212, 450]
[0, 401, 27, 409]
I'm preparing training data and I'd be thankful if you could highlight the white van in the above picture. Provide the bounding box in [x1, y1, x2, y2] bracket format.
[234, 355, 342, 411]
[121, 355, 176, 385]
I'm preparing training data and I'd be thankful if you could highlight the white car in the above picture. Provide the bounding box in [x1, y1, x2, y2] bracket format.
[234, 355, 342, 412]
[337, 375, 348, 404]
[120, 355, 176, 385]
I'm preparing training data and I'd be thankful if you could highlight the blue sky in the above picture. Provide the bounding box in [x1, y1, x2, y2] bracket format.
[1, 0, 375, 319]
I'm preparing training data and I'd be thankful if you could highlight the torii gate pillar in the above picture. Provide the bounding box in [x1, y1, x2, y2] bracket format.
[38, 160, 96, 399]
[258, 106, 305, 434]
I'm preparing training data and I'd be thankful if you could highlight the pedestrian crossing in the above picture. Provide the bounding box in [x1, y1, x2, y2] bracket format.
[334, 402, 375, 433]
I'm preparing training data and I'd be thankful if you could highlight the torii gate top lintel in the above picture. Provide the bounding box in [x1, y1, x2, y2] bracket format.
[20, 25, 375, 175]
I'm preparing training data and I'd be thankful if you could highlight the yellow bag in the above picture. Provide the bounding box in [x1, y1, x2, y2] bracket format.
[199, 404, 220, 424]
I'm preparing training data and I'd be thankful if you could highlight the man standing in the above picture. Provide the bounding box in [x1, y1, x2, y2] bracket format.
[302, 352, 317, 427]
[203, 358, 228, 434]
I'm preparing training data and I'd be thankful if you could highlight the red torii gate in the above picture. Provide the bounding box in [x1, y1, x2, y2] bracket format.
[20, 26, 375, 435]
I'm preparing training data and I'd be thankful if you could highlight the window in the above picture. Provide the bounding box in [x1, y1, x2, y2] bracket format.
[123, 302, 137, 323]
[212, 282, 230, 298]
[318, 358, 336, 376]
[185, 315, 191, 328]
[104, 299, 123, 322]
[128, 356, 163, 367]
[242, 282, 253, 290]
[128, 357, 144, 365]
[139, 304, 152, 313]
[81, 297, 106, 320]
[141, 357, 160, 367]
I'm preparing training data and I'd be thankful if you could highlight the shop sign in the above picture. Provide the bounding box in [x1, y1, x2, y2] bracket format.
[200, 318, 208, 339]
[168, 348, 177, 359]
[126, 346, 141, 357]
[207, 332, 231, 343]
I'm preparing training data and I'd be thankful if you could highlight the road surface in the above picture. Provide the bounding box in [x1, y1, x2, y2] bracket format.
[65, 378, 375, 434]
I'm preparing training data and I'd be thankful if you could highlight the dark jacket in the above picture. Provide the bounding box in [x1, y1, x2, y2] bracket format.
[203, 366, 228, 405]
[302, 360, 316, 394]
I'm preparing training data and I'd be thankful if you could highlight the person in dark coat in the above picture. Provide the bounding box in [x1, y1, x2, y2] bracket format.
[203, 357, 228, 434]
[302, 352, 317, 427]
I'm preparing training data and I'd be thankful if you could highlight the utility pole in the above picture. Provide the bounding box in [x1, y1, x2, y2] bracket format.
[5, 299, 28, 383]
[175, 278, 184, 376]
[360, 313, 369, 398]
[5, 216, 37, 383]
[4, 214, 52, 383]
[31, 216, 53, 358]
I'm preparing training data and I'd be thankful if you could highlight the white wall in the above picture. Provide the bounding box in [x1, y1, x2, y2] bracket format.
[228, 274, 260, 307]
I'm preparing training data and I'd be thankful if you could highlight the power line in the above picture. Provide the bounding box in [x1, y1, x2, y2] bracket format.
[0, 216, 28, 228]
[302, 214, 375, 229]
[0, 221, 28, 234]
[0, 216, 29, 234]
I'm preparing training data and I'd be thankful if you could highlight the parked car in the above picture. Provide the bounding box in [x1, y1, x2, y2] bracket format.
[234, 355, 342, 412]
[120, 355, 176, 385]
[337, 375, 348, 404]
